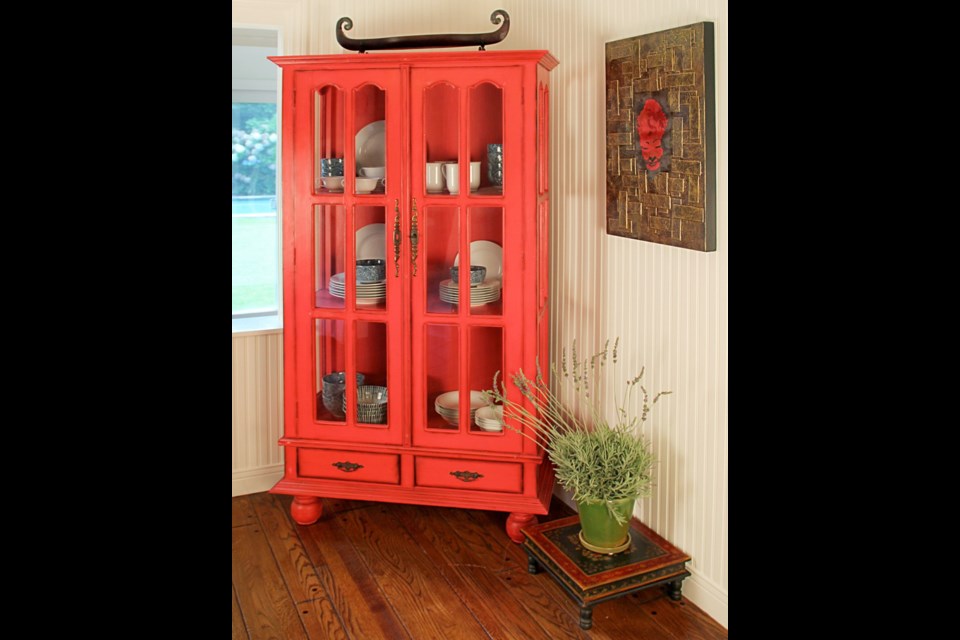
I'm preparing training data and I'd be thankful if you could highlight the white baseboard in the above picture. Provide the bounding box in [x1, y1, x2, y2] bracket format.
[682, 566, 728, 629]
[232, 464, 284, 497]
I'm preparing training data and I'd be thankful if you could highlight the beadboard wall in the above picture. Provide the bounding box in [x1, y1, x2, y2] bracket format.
[232, 0, 727, 627]
[232, 330, 285, 495]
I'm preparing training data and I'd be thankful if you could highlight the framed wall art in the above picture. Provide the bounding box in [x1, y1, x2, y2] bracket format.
[605, 22, 716, 251]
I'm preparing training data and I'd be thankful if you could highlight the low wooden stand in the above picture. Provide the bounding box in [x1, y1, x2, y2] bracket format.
[521, 515, 691, 630]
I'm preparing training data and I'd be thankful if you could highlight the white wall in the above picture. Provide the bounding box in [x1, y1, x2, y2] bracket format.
[232, 0, 728, 627]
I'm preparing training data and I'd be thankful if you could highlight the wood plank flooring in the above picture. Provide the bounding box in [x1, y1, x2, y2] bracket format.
[232, 493, 728, 639]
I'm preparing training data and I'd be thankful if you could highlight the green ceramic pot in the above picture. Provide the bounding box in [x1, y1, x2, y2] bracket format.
[577, 497, 636, 549]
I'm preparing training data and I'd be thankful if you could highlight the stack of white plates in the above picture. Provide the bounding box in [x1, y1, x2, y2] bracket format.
[475, 405, 504, 432]
[434, 390, 490, 427]
[329, 272, 386, 302]
[438, 279, 501, 306]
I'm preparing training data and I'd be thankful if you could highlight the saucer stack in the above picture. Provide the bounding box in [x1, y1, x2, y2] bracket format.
[329, 272, 386, 303]
[438, 279, 501, 306]
[474, 405, 504, 432]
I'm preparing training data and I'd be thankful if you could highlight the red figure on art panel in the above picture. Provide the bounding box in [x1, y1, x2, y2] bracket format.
[636, 98, 668, 171]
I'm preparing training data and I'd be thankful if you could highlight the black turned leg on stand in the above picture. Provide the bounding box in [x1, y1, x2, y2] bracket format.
[579, 606, 593, 630]
[527, 553, 540, 574]
[667, 579, 683, 601]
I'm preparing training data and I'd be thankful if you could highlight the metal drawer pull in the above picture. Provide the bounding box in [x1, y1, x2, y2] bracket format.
[450, 470, 483, 482]
[393, 198, 401, 277]
[410, 198, 419, 276]
[332, 461, 364, 472]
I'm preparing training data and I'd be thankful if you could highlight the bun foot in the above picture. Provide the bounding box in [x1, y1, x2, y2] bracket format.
[506, 512, 537, 543]
[290, 496, 322, 525]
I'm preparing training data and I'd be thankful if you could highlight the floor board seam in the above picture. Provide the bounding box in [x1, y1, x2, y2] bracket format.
[232, 582, 252, 640]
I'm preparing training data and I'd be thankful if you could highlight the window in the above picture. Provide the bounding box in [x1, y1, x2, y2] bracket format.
[233, 29, 280, 332]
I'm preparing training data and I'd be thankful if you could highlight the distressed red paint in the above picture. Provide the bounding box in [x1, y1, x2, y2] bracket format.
[267, 50, 559, 543]
[636, 99, 668, 171]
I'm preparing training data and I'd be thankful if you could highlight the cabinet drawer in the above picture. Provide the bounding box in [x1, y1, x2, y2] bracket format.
[415, 457, 522, 493]
[298, 449, 400, 484]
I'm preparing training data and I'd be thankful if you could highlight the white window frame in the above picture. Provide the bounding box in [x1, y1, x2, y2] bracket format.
[231, 0, 310, 334]
[232, 27, 283, 334]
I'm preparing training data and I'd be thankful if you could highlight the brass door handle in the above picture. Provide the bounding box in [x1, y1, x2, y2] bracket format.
[410, 198, 419, 276]
[393, 199, 401, 277]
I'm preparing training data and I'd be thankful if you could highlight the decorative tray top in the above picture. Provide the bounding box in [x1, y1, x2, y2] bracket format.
[337, 10, 510, 53]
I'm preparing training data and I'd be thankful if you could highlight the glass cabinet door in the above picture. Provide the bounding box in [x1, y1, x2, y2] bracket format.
[409, 67, 526, 453]
[291, 68, 404, 445]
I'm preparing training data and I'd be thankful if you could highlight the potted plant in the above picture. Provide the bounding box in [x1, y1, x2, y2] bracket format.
[487, 338, 670, 553]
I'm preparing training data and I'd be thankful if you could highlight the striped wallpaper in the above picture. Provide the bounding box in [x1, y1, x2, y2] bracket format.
[233, 0, 727, 626]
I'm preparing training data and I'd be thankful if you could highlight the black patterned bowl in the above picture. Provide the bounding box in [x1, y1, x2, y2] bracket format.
[450, 265, 486, 285]
[356, 259, 386, 283]
[343, 385, 388, 424]
[487, 144, 503, 186]
[321, 372, 366, 418]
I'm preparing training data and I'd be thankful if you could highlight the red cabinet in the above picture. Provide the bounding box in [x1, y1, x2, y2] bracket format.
[270, 50, 557, 542]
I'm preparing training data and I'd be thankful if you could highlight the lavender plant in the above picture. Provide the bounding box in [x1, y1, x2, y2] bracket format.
[487, 338, 671, 524]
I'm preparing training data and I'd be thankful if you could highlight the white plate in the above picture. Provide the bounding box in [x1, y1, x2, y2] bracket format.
[439, 279, 500, 292]
[330, 272, 387, 289]
[476, 405, 503, 421]
[439, 295, 500, 304]
[440, 288, 500, 296]
[439, 292, 501, 303]
[454, 241, 503, 279]
[356, 120, 386, 171]
[439, 297, 499, 308]
[438, 285, 501, 302]
[329, 291, 384, 302]
[356, 223, 386, 260]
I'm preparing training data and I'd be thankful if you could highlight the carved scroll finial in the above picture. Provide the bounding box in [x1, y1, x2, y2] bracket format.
[336, 10, 510, 53]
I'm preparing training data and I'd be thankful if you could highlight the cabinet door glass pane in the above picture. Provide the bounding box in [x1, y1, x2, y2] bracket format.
[315, 204, 345, 310]
[466, 207, 503, 316]
[352, 320, 389, 426]
[425, 324, 459, 431]
[424, 206, 459, 315]
[315, 319, 347, 423]
[423, 83, 459, 195]
[315, 85, 344, 194]
[351, 84, 386, 195]
[352, 207, 388, 312]
[469, 326, 503, 435]
[469, 82, 503, 195]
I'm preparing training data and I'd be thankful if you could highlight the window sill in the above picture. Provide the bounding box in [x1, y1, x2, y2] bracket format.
[232, 314, 283, 336]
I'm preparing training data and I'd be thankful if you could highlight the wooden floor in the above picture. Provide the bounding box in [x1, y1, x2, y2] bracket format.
[232, 492, 727, 639]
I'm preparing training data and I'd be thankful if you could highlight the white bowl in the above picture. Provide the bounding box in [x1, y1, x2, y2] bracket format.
[360, 166, 385, 179]
[321, 176, 344, 190]
[435, 390, 489, 412]
[355, 177, 380, 193]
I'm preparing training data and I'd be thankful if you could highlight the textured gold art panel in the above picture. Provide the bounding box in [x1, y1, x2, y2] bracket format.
[605, 22, 716, 251]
